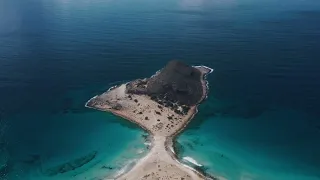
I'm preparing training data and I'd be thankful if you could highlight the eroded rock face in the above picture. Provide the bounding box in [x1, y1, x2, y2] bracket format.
[127, 61, 203, 106]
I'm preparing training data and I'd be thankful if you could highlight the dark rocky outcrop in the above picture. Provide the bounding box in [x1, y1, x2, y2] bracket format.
[127, 61, 203, 106]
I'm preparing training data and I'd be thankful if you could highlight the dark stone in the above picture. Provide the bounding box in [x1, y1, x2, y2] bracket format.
[182, 106, 190, 113]
[155, 111, 161, 115]
[134, 99, 138, 103]
[145, 117, 149, 120]
[101, 165, 113, 170]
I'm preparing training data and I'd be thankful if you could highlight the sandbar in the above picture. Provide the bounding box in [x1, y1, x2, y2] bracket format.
[86, 61, 213, 180]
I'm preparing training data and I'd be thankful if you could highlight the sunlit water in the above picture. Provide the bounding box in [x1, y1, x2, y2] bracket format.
[1, 0, 320, 179]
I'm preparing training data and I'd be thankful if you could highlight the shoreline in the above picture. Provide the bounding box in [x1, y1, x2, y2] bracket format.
[166, 65, 215, 179]
[85, 65, 214, 180]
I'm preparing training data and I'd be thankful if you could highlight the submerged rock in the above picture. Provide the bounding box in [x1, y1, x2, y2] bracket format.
[44, 151, 97, 176]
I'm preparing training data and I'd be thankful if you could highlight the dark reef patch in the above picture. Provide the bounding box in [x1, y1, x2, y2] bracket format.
[44, 151, 97, 176]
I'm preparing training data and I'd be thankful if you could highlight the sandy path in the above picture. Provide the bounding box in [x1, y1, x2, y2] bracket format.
[117, 136, 203, 180]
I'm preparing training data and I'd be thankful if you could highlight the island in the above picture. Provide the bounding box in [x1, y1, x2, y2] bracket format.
[86, 60, 213, 180]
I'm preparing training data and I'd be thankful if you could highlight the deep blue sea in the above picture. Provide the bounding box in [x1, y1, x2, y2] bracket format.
[1, 0, 320, 179]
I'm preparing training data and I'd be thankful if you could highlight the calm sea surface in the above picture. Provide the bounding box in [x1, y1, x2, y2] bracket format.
[1, 0, 320, 179]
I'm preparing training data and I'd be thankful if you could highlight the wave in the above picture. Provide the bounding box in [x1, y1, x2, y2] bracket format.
[182, 156, 203, 167]
[112, 159, 139, 179]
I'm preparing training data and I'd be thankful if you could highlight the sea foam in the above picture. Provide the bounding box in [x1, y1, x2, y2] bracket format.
[183, 156, 203, 167]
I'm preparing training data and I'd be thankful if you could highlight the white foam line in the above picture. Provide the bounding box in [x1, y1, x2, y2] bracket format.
[193, 65, 214, 74]
[85, 95, 98, 107]
[193, 65, 214, 100]
[166, 138, 210, 179]
[150, 68, 163, 78]
[169, 146, 175, 154]
[183, 156, 203, 167]
[107, 85, 118, 91]
[172, 156, 205, 178]
[112, 159, 138, 178]
[137, 149, 145, 154]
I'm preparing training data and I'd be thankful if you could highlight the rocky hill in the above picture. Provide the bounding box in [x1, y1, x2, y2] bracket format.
[127, 60, 203, 106]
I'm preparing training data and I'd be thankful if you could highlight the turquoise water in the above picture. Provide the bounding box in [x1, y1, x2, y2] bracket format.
[1, 81, 149, 179]
[178, 96, 320, 180]
[6, 111, 148, 180]
[1, 0, 320, 179]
